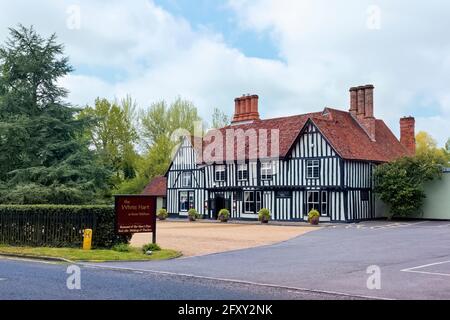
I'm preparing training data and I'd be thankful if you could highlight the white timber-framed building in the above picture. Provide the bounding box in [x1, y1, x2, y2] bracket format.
[164, 85, 415, 222]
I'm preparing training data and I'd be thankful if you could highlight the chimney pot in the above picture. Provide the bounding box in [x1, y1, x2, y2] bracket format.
[400, 117, 416, 156]
[349, 87, 358, 116]
[350, 84, 376, 141]
[232, 94, 260, 124]
[357, 87, 366, 118]
[364, 85, 374, 119]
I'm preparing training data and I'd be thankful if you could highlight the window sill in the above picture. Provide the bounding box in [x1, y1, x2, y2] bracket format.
[241, 213, 258, 219]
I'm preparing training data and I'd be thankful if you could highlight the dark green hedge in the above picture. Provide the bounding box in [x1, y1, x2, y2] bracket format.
[0, 205, 130, 248]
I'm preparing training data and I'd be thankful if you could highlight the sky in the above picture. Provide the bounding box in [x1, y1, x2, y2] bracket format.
[0, 0, 449, 146]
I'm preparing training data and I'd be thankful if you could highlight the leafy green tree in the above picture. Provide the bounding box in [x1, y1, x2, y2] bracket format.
[416, 131, 448, 165]
[140, 98, 202, 146]
[211, 107, 230, 129]
[79, 96, 139, 187]
[445, 138, 450, 162]
[374, 155, 443, 219]
[0, 25, 109, 204]
[116, 135, 173, 195]
[120, 98, 203, 195]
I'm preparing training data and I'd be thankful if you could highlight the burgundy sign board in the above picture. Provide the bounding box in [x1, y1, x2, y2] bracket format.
[115, 195, 157, 242]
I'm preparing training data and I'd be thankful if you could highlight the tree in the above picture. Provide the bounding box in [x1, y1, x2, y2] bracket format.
[374, 155, 443, 219]
[116, 135, 173, 195]
[120, 98, 203, 195]
[446, 138, 450, 161]
[211, 107, 230, 129]
[140, 98, 202, 147]
[416, 131, 449, 165]
[79, 96, 139, 187]
[0, 25, 110, 204]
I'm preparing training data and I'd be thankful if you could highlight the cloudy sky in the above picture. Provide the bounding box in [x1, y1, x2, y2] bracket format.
[0, 0, 449, 145]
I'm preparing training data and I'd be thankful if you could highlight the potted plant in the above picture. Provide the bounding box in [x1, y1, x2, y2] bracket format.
[258, 208, 271, 224]
[308, 209, 320, 225]
[188, 208, 199, 222]
[218, 209, 230, 223]
[157, 208, 168, 221]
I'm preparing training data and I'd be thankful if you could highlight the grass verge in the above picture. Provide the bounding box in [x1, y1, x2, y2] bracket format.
[0, 245, 181, 262]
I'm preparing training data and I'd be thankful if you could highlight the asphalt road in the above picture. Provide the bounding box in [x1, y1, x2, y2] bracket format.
[84, 220, 450, 300]
[0, 257, 353, 300]
[2, 220, 450, 300]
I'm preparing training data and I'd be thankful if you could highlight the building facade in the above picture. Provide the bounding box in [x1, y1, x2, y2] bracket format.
[165, 85, 414, 222]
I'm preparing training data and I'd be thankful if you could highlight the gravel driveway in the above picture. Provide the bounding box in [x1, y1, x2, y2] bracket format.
[131, 220, 318, 257]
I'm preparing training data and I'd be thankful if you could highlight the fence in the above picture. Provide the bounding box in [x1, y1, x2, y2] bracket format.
[0, 205, 129, 248]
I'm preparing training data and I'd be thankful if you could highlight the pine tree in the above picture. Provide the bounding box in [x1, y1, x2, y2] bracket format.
[0, 25, 110, 204]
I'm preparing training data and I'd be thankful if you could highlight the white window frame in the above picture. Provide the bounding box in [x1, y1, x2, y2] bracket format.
[237, 163, 248, 181]
[307, 160, 320, 179]
[182, 171, 192, 187]
[244, 191, 262, 214]
[215, 165, 226, 182]
[321, 191, 328, 216]
[261, 161, 273, 181]
[306, 191, 320, 214]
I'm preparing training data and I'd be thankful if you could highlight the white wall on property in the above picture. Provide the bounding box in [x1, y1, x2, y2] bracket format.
[157, 197, 164, 211]
[375, 172, 450, 220]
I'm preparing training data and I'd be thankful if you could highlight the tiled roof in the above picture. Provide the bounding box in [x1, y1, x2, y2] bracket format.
[311, 109, 409, 162]
[142, 176, 167, 197]
[199, 112, 320, 163]
[189, 108, 409, 164]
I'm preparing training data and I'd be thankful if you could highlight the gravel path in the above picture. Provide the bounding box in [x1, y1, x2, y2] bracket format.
[131, 221, 318, 256]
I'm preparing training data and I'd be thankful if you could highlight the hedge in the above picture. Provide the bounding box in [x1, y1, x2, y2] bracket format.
[0, 205, 130, 248]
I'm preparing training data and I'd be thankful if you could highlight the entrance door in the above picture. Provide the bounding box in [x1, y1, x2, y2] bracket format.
[213, 196, 225, 220]
[213, 195, 232, 219]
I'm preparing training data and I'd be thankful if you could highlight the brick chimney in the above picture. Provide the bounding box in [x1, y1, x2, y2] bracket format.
[232, 94, 260, 124]
[349, 85, 376, 141]
[400, 117, 416, 156]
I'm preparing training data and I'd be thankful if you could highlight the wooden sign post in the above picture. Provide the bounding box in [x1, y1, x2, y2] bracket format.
[115, 195, 157, 244]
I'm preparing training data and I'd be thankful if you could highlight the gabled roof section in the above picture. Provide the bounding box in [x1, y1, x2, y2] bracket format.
[285, 117, 341, 159]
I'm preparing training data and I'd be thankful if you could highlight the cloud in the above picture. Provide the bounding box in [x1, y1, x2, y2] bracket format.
[1, 0, 449, 146]
[227, 0, 450, 145]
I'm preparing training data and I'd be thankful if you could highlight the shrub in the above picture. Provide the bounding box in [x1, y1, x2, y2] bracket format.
[308, 209, 320, 225]
[142, 243, 161, 253]
[112, 243, 131, 252]
[0, 205, 130, 248]
[374, 155, 443, 218]
[218, 209, 230, 222]
[157, 208, 168, 220]
[188, 208, 200, 221]
[258, 208, 271, 222]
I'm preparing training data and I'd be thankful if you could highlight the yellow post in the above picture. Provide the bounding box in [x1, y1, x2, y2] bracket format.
[83, 229, 92, 250]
